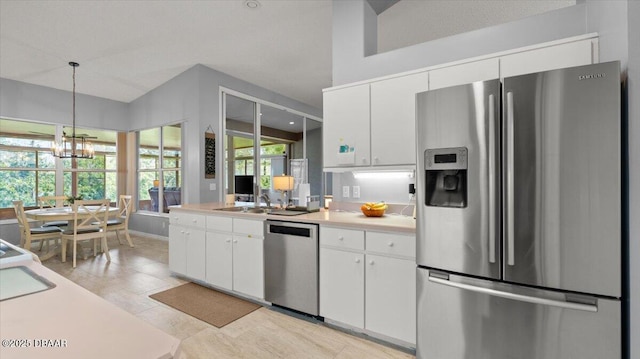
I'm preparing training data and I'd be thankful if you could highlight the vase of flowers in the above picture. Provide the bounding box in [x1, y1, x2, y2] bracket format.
[66, 195, 83, 205]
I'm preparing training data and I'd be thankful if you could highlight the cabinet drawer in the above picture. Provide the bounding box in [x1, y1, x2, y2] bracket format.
[366, 231, 415, 258]
[233, 218, 264, 237]
[320, 226, 365, 250]
[170, 212, 206, 229]
[206, 215, 233, 232]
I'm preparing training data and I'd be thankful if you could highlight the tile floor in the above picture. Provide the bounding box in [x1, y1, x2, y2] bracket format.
[42, 233, 415, 359]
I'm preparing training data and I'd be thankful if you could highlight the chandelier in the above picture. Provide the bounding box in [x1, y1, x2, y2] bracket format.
[51, 62, 95, 159]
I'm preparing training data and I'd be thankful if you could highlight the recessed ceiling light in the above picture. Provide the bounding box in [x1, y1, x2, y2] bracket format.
[245, 0, 260, 9]
[289, 121, 295, 125]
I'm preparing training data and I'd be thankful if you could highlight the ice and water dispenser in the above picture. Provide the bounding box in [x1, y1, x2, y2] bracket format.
[424, 147, 468, 208]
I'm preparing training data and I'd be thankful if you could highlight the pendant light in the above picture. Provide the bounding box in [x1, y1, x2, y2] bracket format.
[51, 62, 95, 159]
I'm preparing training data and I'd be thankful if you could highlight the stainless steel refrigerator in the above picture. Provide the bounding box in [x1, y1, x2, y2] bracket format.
[415, 61, 622, 359]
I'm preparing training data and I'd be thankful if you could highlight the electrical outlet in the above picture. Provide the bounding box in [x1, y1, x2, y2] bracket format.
[352, 185, 360, 198]
[342, 186, 350, 198]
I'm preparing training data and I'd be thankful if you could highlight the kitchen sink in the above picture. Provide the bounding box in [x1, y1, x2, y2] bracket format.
[215, 206, 308, 216]
[215, 206, 269, 214]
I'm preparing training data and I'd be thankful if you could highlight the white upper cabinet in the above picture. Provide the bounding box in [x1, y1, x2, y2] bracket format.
[500, 39, 595, 79]
[370, 72, 429, 166]
[323, 84, 371, 168]
[429, 58, 500, 90]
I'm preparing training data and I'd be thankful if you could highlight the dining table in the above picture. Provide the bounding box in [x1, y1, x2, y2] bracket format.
[24, 206, 120, 261]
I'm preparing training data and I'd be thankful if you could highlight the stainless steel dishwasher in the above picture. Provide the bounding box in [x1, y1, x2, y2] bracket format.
[264, 220, 319, 316]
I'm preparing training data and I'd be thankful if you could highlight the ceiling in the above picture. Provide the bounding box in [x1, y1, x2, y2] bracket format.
[0, 0, 574, 111]
[0, 0, 333, 109]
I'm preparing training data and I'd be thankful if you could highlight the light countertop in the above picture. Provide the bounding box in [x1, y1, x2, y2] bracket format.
[170, 202, 416, 234]
[0, 242, 183, 359]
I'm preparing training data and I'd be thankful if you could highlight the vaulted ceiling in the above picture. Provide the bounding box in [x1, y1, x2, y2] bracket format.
[0, 0, 574, 110]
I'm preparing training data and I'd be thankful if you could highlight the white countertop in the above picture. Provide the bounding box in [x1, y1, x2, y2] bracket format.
[170, 202, 416, 234]
[0, 241, 183, 359]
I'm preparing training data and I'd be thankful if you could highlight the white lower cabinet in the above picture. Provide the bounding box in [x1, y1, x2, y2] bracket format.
[232, 233, 264, 299]
[204, 215, 264, 299]
[319, 248, 365, 327]
[170, 212, 264, 300]
[365, 254, 416, 344]
[205, 230, 233, 290]
[169, 212, 206, 281]
[320, 227, 416, 345]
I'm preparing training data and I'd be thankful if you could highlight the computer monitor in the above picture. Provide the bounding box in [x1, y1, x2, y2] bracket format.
[234, 175, 254, 195]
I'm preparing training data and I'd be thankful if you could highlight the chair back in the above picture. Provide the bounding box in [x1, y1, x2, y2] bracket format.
[118, 195, 133, 224]
[38, 195, 67, 209]
[70, 199, 111, 235]
[12, 200, 29, 238]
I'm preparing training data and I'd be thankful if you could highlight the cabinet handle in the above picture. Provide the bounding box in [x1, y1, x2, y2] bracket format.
[248, 234, 252, 238]
[225, 239, 231, 243]
[369, 260, 375, 265]
[374, 157, 379, 163]
[387, 241, 394, 247]
[192, 219, 197, 223]
[233, 239, 238, 243]
[338, 236, 344, 241]
[355, 258, 360, 263]
[362, 157, 367, 163]
[180, 230, 185, 234]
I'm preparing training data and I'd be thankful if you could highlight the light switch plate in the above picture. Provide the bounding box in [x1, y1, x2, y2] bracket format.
[352, 185, 360, 198]
[210, 183, 216, 191]
[342, 186, 350, 198]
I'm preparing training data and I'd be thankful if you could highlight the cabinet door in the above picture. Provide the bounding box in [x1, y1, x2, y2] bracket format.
[323, 84, 370, 168]
[168, 225, 186, 275]
[206, 231, 233, 290]
[429, 58, 499, 90]
[500, 39, 594, 78]
[319, 248, 365, 328]
[370, 72, 429, 166]
[232, 234, 264, 299]
[185, 228, 206, 281]
[365, 254, 416, 344]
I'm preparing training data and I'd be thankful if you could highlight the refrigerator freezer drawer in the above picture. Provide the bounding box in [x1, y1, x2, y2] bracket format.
[417, 268, 621, 359]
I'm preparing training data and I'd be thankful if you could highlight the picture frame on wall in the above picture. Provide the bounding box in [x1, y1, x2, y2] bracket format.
[204, 126, 216, 179]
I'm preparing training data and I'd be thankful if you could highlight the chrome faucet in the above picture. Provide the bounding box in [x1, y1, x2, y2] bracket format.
[260, 193, 271, 208]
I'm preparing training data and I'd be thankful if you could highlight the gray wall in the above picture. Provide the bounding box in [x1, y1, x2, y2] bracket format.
[331, 0, 637, 356]
[627, 1, 639, 356]
[0, 78, 129, 130]
[127, 64, 322, 236]
[332, 0, 587, 86]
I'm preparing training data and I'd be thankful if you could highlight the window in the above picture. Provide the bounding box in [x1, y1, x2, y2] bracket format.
[137, 124, 182, 213]
[62, 126, 117, 201]
[0, 118, 119, 210]
[0, 119, 56, 208]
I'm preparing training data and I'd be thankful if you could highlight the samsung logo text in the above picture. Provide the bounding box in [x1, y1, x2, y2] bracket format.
[578, 73, 606, 80]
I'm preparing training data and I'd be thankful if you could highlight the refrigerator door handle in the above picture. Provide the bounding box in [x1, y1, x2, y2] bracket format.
[428, 276, 598, 312]
[506, 91, 515, 266]
[488, 94, 496, 264]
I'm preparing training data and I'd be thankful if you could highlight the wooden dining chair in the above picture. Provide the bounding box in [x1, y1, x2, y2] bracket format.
[13, 200, 63, 253]
[105, 195, 134, 247]
[61, 199, 111, 268]
[37, 195, 69, 228]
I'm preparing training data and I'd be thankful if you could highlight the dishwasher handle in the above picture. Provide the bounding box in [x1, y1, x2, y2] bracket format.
[266, 221, 316, 238]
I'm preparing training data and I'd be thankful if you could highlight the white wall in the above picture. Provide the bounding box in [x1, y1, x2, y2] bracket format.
[331, 0, 638, 357]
